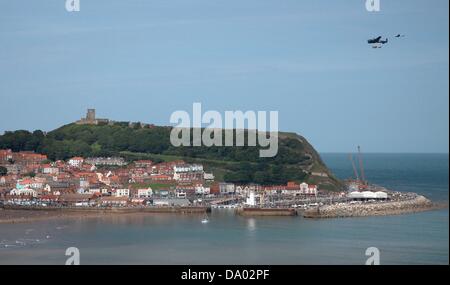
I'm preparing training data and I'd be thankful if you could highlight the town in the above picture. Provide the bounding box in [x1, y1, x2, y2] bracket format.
[0, 148, 324, 211]
[1, 144, 430, 220]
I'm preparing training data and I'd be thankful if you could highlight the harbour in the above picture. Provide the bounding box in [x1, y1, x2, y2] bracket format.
[0, 153, 447, 264]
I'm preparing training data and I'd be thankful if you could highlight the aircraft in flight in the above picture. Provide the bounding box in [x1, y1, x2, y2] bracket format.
[368, 34, 404, 48]
[368, 36, 382, 44]
[368, 36, 388, 48]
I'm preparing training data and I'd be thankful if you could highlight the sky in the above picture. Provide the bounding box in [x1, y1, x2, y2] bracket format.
[0, 0, 448, 153]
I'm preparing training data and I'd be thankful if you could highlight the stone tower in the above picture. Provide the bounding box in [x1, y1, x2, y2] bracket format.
[76, 108, 109, 125]
[86, 109, 96, 121]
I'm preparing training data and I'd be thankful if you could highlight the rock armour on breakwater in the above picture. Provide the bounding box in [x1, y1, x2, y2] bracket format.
[303, 195, 437, 218]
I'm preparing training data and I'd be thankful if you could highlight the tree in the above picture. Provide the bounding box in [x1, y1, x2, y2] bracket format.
[0, 123, 329, 187]
[0, 166, 7, 176]
[24, 172, 36, 178]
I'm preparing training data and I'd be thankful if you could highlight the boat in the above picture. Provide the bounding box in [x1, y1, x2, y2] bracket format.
[201, 213, 209, 223]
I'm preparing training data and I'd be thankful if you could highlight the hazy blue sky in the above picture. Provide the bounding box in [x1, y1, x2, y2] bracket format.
[0, 0, 448, 153]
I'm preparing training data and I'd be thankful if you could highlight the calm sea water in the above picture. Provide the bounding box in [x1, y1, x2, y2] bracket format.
[0, 154, 448, 265]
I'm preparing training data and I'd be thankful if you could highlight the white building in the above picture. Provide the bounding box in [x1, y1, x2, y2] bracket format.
[174, 164, 203, 173]
[68, 157, 84, 168]
[173, 164, 204, 180]
[115, 188, 130, 197]
[137, 188, 153, 198]
[300, 182, 309, 193]
[235, 185, 262, 196]
[245, 191, 257, 206]
[204, 173, 215, 181]
[298, 183, 317, 196]
[42, 166, 59, 175]
[9, 188, 37, 197]
[195, 185, 210, 195]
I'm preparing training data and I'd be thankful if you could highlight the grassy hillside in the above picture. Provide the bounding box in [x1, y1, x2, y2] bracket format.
[0, 123, 343, 190]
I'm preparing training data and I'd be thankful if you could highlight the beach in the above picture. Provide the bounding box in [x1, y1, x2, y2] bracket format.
[0, 208, 122, 224]
[0, 154, 447, 265]
[1, 195, 444, 223]
[0, 207, 208, 224]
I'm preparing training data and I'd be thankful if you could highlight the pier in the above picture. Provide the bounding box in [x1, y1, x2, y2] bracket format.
[236, 207, 297, 216]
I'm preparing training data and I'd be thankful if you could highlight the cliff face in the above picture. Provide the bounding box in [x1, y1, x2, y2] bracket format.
[278, 132, 343, 191]
[0, 124, 343, 191]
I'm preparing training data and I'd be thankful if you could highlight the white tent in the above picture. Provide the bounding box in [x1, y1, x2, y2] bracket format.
[375, 191, 388, 199]
[348, 191, 388, 199]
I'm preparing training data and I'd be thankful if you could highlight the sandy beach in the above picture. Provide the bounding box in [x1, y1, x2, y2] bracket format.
[0, 208, 121, 224]
[0, 206, 209, 224]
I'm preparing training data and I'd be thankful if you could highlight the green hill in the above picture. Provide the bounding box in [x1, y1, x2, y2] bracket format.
[0, 123, 343, 191]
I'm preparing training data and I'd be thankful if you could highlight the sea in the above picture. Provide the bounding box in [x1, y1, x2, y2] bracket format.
[0, 153, 448, 265]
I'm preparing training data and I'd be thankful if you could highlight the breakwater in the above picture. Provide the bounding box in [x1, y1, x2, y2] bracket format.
[303, 195, 436, 218]
[236, 207, 297, 216]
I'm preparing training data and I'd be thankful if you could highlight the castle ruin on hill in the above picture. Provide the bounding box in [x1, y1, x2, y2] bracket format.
[75, 109, 154, 128]
[76, 109, 109, 125]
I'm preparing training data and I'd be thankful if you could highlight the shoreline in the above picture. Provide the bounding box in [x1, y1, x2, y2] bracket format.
[1, 197, 447, 224]
[303, 195, 447, 219]
[0, 206, 208, 224]
[236, 207, 297, 216]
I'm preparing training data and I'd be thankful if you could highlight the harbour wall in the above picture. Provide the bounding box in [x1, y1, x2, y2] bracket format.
[303, 195, 436, 218]
[236, 207, 297, 216]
